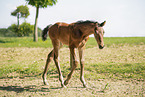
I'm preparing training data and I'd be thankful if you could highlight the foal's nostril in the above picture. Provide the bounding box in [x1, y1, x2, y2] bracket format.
[99, 45, 104, 49]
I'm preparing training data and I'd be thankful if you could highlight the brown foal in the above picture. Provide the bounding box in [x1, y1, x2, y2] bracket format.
[42, 20, 106, 88]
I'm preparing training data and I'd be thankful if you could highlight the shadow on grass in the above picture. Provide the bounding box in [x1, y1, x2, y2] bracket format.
[0, 40, 6, 43]
[0, 70, 61, 79]
[0, 73, 42, 79]
[0, 85, 73, 93]
[0, 84, 107, 93]
[0, 85, 50, 93]
[0, 39, 16, 43]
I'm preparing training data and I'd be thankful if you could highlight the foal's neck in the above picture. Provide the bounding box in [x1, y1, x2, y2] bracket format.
[81, 29, 94, 38]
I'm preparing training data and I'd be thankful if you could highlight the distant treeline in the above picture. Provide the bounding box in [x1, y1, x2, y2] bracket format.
[0, 22, 42, 37]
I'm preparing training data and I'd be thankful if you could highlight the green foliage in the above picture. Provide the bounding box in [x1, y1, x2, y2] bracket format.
[8, 24, 18, 35]
[7, 22, 36, 37]
[11, 5, 30, 18]
[38, 27, 42, 37]
[0, 25, 42, 37]
[19, 22, 34, 36]
[11, 5, 30, 27]
[26, 0, 57, 8]
[0, 28, 16, 37]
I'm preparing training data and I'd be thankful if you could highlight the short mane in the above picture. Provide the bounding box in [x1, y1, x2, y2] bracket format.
[75, 20, 98, 24]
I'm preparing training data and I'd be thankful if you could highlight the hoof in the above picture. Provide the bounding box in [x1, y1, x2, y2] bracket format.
[64, 80, 68, 85]
[83, 84, 88, 88]
[61, 84, 67, 88]
[43, 81, 49, 85]
[42, 75, 49, 85]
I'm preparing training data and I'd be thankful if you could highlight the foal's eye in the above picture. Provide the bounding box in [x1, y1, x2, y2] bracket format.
[95, 27, 97, 30]
[103, 31, 105, 34]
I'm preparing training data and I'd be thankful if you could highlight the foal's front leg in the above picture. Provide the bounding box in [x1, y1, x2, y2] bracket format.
[78, 48, 87, 88]
[64, 48, 78, 86]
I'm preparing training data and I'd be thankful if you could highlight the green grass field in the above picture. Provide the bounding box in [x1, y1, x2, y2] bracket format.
[0, 37, 145, 97]
[0, 37, 145, 48]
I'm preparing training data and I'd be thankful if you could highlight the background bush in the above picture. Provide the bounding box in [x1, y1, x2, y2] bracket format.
[0, 22, 42, 37]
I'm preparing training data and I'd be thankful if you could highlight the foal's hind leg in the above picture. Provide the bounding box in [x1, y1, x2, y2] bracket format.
[42, 50, 54, 85]
[53, 41, 66, 88]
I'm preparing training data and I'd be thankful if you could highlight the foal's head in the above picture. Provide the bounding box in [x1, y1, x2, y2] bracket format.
[74, 20, 106, 49]
[94, 21, 106, 49]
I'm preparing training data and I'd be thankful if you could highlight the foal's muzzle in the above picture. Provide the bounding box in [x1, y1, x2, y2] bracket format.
[99, 45, 105, 49]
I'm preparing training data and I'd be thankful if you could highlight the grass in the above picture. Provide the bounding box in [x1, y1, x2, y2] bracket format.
[0, 37, 52, 48]
[87, 37, 145, 48]
[0, 37, 145, 48]
[0, 37, 145, 96]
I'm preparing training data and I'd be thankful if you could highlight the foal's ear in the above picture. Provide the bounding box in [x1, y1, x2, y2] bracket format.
[100, 21, 106, 27]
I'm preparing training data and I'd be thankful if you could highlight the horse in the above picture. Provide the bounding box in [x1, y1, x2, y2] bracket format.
[42, 20, 106, 88]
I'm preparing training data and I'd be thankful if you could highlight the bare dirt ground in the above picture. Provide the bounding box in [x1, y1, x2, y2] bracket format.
[0, 75, 144, 97]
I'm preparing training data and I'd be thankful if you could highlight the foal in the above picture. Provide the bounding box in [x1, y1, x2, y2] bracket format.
[42, 20, 106, 88]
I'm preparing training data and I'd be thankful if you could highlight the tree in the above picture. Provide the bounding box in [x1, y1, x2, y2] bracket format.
[11, 5, 30, 27]
[26, 0, 57, 42]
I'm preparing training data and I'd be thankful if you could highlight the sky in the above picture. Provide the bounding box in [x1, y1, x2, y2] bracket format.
[0, 0, 145, 37]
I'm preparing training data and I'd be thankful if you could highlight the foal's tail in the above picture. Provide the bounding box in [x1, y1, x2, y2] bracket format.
[42, 24, 52, 41]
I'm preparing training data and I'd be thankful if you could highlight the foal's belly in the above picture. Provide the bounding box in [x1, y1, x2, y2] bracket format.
[59, 31, 69, 45]
[58, 26, 70, 45]
[59, 34, 69, 45]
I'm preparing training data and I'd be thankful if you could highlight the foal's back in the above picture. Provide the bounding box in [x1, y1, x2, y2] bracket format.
[49, 22, 71, 45]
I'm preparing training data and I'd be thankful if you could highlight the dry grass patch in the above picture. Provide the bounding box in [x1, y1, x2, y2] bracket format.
[0, 44, 144, 96]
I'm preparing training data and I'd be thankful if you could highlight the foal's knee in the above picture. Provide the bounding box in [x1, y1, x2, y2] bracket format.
[53, 53, 59, 61]
[80, 60, 84, 66]
[73, 60, 78, 68]
[47, 51, 54, 60]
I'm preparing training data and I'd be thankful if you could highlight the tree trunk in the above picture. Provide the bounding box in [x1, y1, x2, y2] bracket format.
[34, 6, 39, 42]
[17, 13, 20, 28]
